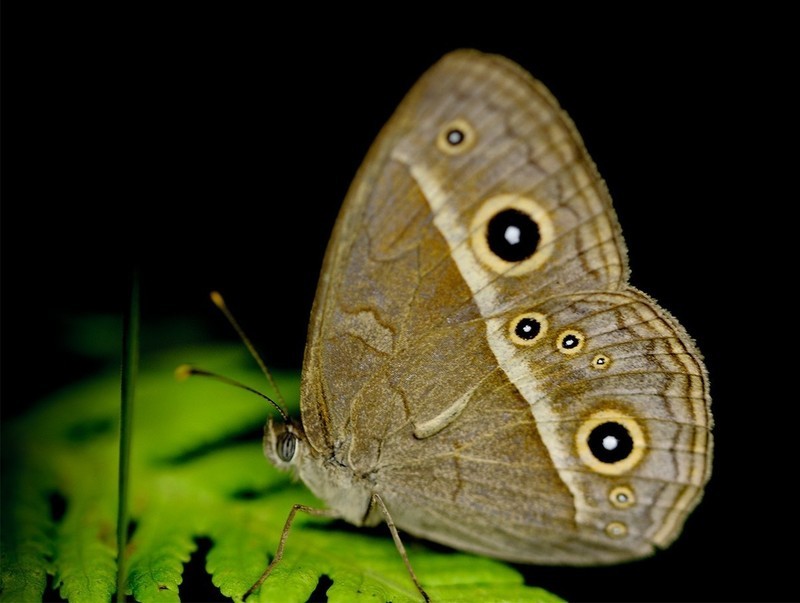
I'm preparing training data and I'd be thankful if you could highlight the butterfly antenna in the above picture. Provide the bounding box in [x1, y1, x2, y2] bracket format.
[175, 365, 289, 423]
[209, 291, 290, 418]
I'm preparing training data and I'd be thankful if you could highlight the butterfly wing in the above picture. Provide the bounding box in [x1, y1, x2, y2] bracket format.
[298, 50, 712, 563]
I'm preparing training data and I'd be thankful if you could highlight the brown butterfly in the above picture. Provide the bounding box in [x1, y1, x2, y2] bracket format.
[250, 49, 712, 601]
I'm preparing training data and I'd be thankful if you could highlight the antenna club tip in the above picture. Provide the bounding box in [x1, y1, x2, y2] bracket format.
[210, 291, 226, 309]
[174, 364, 194, 381]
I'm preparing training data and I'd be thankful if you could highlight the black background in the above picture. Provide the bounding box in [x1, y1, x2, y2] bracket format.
[3, 8, 795, 602]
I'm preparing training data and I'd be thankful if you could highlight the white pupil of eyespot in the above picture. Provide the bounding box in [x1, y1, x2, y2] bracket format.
[522, 323, 532, 333]
[504, 225, 521, 245]
[602, 435, 619, 451]
[617, 493, 628, 502]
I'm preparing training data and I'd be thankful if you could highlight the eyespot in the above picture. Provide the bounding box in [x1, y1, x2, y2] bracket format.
[509, 312, 548, 346]
[446, 129, 464, 145]
[591, 353, 611, 369]
[605, 521, 628, 539]
[609, 485, 636, 509]
[276, 430, 297, 462]
[557, 329, 585, 355]
[470, 194, 555, 276]
[436, 118, 476, 155]
[487, 209, 540, 262]
[576, 410, 646, 475]
[589, 422, 633, 463]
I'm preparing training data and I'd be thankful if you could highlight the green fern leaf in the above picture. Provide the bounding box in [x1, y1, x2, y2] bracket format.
[1, 343, 562, 603]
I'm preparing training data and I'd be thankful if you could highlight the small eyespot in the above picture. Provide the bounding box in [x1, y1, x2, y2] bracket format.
[436, 118, 476, 155]
[557, 329, 585, 355]
[576, 409, 646, 475]
[509, 312, 548, 346]
[470, 195, 555, 276]
[446, 129, 464, 145]
[276, 431, 297, 462]
[609, 485, 636, 509]
[591, 354, 611, 369]
[605, 521, 628, 539]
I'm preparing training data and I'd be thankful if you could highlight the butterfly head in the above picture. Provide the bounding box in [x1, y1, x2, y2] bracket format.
[263, 417, 307, 472]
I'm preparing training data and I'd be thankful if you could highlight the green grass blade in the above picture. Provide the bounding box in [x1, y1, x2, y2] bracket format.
[117, 271, 140, 601]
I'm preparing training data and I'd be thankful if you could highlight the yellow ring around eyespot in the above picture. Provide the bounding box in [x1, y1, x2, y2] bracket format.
[605, 521, 628, 539]
[609, 485, 636, 509]
[556, 329, 586, 355]
[575, 409, 646, 476]
[436, 118, 477, 155]
[470, 194, 555, 276]
[508, 312, 549, 346]
[591, 353, 611, 369]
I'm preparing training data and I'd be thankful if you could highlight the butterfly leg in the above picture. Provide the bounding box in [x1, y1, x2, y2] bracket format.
[372, 493, 431, 603]
[243, 504, 339, 601]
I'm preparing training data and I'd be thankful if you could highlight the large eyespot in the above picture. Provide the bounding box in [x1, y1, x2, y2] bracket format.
[487, 209, 540, 262]
[276, 430, 297, 462]
[576, 410, 646, 475]
[588, 422, 633, 463]
[470, 194, 555, 276]
[436, 118, 476, 155]
[557, 329, 585, 355]
[509, 312, 548, 346]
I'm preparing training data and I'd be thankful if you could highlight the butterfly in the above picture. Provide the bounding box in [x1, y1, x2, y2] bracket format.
[249, 49, 712, 601]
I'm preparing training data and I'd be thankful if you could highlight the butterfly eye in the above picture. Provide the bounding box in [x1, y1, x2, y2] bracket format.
[576, 410, 646, 476]
[509, 312, 548, 346]
[276, 430, 297, 462]
[470, 194, 555, 276]
[557, 329, 585, 355]
[436, 118, 476, 154]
